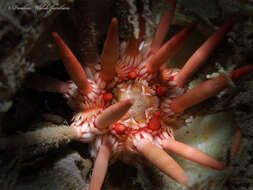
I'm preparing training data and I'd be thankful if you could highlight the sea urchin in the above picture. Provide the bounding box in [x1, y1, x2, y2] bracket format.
[31, 1, 253, 189]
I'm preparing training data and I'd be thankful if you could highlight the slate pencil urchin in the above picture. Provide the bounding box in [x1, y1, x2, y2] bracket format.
[21, 0, 253, 189]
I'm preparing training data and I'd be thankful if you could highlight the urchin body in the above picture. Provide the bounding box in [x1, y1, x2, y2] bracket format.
[67, 44, 182, 159]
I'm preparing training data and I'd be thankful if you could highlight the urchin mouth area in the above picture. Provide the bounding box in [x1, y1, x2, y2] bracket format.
[113, 80, 160, 128]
